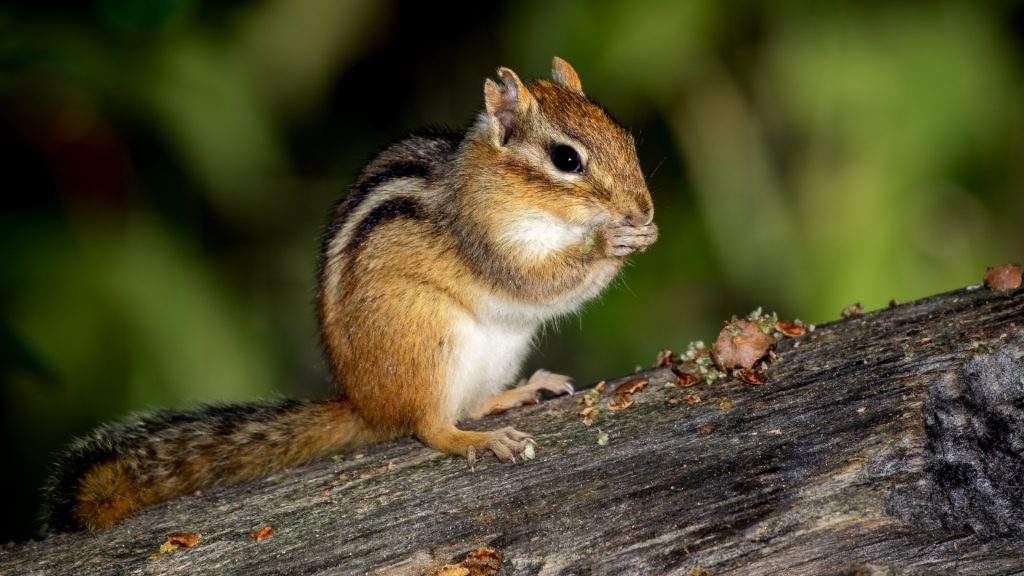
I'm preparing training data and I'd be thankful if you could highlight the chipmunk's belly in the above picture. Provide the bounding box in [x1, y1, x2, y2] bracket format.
[444, 311, 537, 423]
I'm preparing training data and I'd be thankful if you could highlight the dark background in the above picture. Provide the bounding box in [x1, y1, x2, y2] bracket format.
[2, 0, 1023, 542]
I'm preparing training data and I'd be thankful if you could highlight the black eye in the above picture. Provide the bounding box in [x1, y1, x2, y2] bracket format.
[550, 144, 583, 174]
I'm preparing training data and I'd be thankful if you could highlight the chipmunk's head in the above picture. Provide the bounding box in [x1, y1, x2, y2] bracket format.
[475, 57, 653, 228]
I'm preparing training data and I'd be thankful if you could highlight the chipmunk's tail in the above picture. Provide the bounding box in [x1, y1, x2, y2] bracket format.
[42, 398, 378, 532]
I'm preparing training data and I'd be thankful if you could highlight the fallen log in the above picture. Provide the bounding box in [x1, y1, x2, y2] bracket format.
[2, 284, 1022, 575]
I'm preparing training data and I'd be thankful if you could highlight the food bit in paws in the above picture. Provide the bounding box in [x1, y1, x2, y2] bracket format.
[579, 229, 596, 254]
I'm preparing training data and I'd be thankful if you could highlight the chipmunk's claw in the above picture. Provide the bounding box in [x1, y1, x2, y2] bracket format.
[464, 427, 535, 470]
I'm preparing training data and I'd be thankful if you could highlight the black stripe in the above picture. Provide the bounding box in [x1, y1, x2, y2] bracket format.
[317, 161, 432, 285]
[346, 196, 425, 255]
[348, 161, 432, 213]
[321, 161, 430, 254]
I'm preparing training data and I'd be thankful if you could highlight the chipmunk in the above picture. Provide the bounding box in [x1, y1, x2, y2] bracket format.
[42, 57, 657, 532]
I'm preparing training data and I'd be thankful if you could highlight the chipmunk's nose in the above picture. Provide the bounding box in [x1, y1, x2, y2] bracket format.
[624, 209, 654, 227]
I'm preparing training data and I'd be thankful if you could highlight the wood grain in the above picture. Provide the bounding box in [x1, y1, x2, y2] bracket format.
[2, 285, 1023, 575]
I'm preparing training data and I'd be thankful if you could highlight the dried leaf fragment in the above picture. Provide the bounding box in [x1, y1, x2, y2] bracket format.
[252, 526, 274, 542]
[608, 397, 634, 411]
[166, 532, 201, 549]
[612, 377, 649, 396]
[577, 402, 599, 426]
[597, 376, 648, 412]
[428, 547, 503, 576]
[150, 532, 202, 560]
[774, 320, 806, 337]
[462, 548, 503, 574]
[841, 302, 864, 318]
[984, 263, 1022, 292]
[737, 367, 767, 385]
[656, 349, 676, 367]
[580, 388, 601, 407]
[712, 320, 774, 370]
[670, 364, 702, 387]
[685, 394, 702, 405]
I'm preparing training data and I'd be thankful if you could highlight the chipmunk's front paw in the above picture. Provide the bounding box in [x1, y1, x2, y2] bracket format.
[603, 222, 658, 257]
[466, 427, 535, 470]
[521, 369, 575, 398]
[470, 370, 573, 419]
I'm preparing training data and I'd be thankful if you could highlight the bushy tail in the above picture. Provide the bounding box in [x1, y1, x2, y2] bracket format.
[42, 398, 376, 532]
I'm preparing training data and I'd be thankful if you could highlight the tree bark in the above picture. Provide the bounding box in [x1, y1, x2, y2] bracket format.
[2, 285, 1023, 575]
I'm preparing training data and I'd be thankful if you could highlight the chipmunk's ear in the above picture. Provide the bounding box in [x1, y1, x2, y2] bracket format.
[484, 67, 534, 147]
[551, 57, 583, 95]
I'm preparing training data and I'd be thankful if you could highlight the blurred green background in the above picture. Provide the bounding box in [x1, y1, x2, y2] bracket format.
[2, 0, 1022, 541]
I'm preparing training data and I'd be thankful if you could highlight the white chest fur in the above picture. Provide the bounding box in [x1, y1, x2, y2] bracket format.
[443, 310, 537, 423]
[441, 211, 624, 422]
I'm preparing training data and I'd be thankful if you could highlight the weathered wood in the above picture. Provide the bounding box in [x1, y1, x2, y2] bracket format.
[2, 285, 1023, 575]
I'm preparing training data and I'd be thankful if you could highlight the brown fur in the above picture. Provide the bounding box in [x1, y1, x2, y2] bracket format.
[45, 57, 657, 531]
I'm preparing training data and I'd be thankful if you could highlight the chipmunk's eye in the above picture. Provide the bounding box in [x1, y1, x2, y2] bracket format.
[550, 144, 583, 174]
